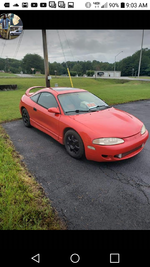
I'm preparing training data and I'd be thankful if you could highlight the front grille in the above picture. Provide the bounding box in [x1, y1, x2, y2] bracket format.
[115, 145, 143, 159]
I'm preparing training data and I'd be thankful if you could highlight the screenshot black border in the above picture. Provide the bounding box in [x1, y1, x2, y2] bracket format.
[0, 7, 150, 265]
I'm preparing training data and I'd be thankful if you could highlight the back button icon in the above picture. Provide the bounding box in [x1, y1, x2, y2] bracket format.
[31, 253, 40, 263]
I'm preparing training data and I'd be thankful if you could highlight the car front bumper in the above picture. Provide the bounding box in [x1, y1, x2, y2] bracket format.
[85, 130, 149, 162]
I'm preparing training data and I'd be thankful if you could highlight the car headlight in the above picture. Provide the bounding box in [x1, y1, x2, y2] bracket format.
[92, 138, 124, 146]
[141, 124, 146, 135]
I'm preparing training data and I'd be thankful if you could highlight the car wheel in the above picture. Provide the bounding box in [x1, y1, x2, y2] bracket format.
[64, 130, 84, 159]
[22, 108, 31, 127]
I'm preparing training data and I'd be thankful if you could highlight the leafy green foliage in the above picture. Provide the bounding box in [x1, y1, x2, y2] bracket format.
[86, 70, 95, 76]
[1, 48, 150, 76]
[117, 48, 150, 76]
[22, 54, 45, 74]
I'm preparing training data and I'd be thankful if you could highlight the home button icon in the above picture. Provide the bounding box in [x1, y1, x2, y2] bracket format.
[70, 253, 80, 264]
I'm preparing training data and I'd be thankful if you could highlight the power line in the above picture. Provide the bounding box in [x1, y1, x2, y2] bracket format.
[57, 30, 68, 68]
[63, 30, 75, 62]
[13, 30, 24, 59]
[57, 30, 73, 87]
[0, 40, 6, 58]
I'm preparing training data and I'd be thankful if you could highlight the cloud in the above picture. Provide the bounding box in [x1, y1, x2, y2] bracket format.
[0, 30, 149, 64]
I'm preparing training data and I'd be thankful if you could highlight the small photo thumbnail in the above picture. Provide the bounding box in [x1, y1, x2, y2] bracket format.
[0, 13, 23, 40]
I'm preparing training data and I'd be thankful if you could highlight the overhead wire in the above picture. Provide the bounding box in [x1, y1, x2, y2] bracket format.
[57, 30, 74, 87]
[57, 30, 68, 68]
[0, 30, 24, 61]
[0, 39, 6, 58]
[13, 30, 24, 59]
[63, 30, 76, 62]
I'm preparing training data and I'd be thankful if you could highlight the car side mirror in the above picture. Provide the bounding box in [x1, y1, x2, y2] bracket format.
[48, 107, 60, 114]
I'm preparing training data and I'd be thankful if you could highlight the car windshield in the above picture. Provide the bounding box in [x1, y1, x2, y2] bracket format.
[58, 91, 109, 114]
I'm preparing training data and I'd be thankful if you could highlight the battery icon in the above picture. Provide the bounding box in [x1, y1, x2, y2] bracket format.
[121, 2, 125, 8]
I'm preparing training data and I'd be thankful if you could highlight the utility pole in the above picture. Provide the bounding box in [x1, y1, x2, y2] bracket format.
[42, 30, 50, 87]
[138, 30, 144, 77]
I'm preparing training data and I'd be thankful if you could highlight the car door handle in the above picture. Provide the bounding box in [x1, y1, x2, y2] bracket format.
[33, 107, 37, 111]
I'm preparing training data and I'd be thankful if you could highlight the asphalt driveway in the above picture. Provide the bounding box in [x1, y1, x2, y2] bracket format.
[2, 100, 150, 230]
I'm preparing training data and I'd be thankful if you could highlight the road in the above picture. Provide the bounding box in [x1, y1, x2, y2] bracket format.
[99, 76, 150, 81]
[2, 100, 150, 229]
[14, 74, 150, 81]
[15, 74, 41, 78]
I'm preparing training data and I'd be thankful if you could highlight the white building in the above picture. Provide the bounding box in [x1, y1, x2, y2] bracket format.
[94, 71, 121, 78]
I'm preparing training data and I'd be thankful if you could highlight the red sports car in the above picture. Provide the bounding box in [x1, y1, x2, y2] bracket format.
[19, 86, 149, 162]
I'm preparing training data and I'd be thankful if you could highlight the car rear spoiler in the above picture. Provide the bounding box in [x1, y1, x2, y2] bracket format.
[25, 86, 46, 96]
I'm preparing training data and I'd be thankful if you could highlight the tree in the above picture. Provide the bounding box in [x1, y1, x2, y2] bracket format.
[70, 70, 77, 76]
[1, 47, 150, 76]
[92, 60, 100, 71]
[22, 54, 44, 74]
[118, 56, 132, 76]
[9, 58, 22, 73]
[145, 64, 150, 76]
[72, 63, 82, 74]
[0, 58, 5, 71]
[117, 48, 150, 76]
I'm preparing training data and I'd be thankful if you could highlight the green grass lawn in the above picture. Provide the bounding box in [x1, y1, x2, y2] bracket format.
[0, 126, 64, 230]
[0, 72, 17, 77]
[0, 76, 150, 230]
[0, 77, 150, 123]
[86, 78, 150, 105]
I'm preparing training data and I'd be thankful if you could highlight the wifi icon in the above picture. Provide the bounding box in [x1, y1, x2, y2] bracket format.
[101, 2, 108, 8]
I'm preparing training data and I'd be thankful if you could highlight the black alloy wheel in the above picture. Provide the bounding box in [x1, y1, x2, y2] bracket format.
[22, 108, 31, 127]
[64, 130, 84, 159]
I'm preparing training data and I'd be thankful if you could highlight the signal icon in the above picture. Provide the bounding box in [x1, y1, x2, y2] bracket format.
[101, 2, 108, 8]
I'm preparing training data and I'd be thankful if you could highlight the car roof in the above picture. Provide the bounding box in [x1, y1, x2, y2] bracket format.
[51, 87, 86, 94]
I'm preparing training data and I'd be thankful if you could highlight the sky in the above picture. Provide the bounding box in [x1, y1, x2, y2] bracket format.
[0, 30, 150, 64]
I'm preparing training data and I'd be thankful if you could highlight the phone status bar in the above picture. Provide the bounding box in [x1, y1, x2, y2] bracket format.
[1, 1, 149, 10]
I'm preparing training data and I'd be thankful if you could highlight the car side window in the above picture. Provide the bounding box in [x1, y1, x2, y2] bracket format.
[30, 93, 40, 103]
[37, 92, 58, 109]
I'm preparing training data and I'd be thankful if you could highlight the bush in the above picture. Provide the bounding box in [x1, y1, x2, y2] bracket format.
[86, 70, 95, 77]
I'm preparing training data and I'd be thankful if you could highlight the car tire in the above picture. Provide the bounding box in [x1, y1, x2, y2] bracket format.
[64, 130, 84, 159]
[22, 108, 31, 127]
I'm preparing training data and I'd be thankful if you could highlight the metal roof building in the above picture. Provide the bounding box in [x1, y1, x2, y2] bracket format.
[94, 71, 121, 78]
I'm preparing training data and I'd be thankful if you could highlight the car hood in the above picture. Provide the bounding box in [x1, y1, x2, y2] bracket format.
[72, 107, 143, 138]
